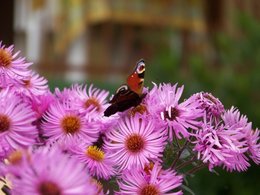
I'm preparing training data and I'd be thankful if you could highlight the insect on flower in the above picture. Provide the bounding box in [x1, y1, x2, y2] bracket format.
[104, 59, 146, 117]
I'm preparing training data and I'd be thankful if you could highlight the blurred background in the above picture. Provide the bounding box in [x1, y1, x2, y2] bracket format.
[0, 0, 260, 194]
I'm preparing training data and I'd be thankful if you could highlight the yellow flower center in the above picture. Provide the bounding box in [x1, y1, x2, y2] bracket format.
[140, 184, 159, 195]
[38, 181, 61, 195]
[0, 49, 12, 68]
[86, 145, 105, 161]
[0, 114, 10, 133]
[61, 115, 81, 134]
[84, 98, 101, 112]
[126, 134, 145, 153]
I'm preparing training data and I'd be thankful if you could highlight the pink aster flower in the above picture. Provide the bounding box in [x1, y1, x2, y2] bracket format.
[67, 139, 116, 180]
[222, 107, 260, 167]
[72, 84, 109, 115]
[217, 128, 249, 172]
[147, 83, 203, 140]
[0, 42, 31, 82]
[41, 100, 99, 143]
[70, 84, 118, 133]
[14, 71, 48, 96]
[105, 116, 167, 171]
[9, 148, 98, 195]
[46, 85, 113, 136]
[188, 92, 224, 120]
[193, 112, 251, 171]
[193, 119, 230, 170]
[0, 90, 38, 153]
[117, 163, 183, 195]
[222, 107, 251, 130]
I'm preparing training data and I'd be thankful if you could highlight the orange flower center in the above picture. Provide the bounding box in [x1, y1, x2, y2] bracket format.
[140, 184, 159, 195]
[126, 134, 145, 153]
[0, 114, 10, 133]
[84, 98, 100, 112]
[38, 181, 61, 195]
[7, 150, 23, 165]
[130, 104, 148, 116]
[0, 49, 12, 68]
[61, 115, 81, 134]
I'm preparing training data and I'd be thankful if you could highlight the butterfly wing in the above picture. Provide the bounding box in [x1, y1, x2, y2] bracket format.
[108, 85, 129, 104]
[0, 178, 10, 195]
[127, 59, 145, 95]
[104, 85, 145, 117]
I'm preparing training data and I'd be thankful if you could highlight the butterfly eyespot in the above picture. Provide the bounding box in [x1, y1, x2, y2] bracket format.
[136, 60, 145, 74]
[137, 65, 145, 74]
[116, 85, 128, 93]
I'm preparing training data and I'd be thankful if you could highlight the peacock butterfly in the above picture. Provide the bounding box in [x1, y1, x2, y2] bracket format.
[104, 59, 146, 117]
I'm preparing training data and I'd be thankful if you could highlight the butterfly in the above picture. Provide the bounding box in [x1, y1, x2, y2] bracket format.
[104, 59, 146, 117]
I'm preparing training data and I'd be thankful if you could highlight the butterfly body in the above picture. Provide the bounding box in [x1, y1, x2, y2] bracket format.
[104, 59, 146, 117]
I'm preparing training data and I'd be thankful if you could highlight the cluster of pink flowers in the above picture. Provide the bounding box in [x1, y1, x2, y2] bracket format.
[0, 42, 259, 195]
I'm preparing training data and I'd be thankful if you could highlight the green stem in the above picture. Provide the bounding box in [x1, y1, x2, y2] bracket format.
[173, 133, 181, 149]
[171, 140, 188, 169]
[176, 156, 196, 170]
[186, 163, 207, 175]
